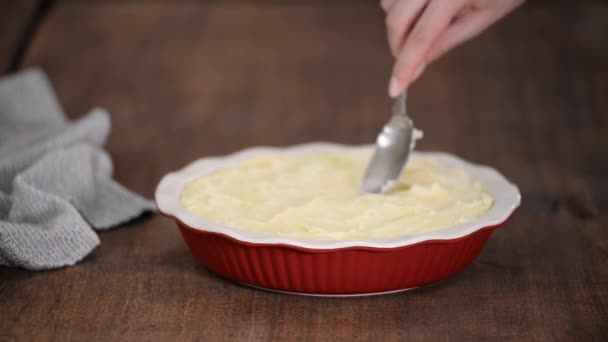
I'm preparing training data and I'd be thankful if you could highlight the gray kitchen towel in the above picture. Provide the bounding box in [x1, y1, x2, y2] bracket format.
[0, 68, 155, 270]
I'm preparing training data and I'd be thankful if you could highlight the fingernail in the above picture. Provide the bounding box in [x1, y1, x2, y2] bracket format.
[413, 64, 427, 80]
[388, 76, 401, 98]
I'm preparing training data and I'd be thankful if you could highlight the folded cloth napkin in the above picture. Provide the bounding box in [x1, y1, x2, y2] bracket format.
[0, 68, 155, 270]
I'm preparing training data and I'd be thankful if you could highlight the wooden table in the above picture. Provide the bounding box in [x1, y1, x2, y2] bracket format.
[1, 1, 607, 340]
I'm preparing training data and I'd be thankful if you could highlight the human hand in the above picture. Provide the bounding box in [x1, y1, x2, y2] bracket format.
[381, 0, 525, 97]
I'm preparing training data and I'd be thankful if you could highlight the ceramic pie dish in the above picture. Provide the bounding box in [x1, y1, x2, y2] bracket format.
[156, 143, 520, 296]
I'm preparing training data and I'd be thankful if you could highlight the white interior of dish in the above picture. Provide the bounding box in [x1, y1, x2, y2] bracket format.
[155, 143, 521, 249]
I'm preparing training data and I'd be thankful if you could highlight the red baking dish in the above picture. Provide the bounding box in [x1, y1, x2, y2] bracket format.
[156, 143, 520, 296]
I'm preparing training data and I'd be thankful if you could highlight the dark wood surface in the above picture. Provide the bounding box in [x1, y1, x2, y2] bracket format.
[0, 0, 37, 73]
[1, 0, 607, 340]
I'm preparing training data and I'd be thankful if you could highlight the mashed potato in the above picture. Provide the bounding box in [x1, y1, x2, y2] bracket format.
[180, 151, 493, 240]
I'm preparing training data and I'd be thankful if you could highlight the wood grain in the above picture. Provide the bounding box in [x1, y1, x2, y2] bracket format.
[1, 0, 607, 340]
[0, 0, 38, 74]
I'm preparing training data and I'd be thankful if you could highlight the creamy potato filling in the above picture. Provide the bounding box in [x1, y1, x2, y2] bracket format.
[180, 151, 493, 240]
